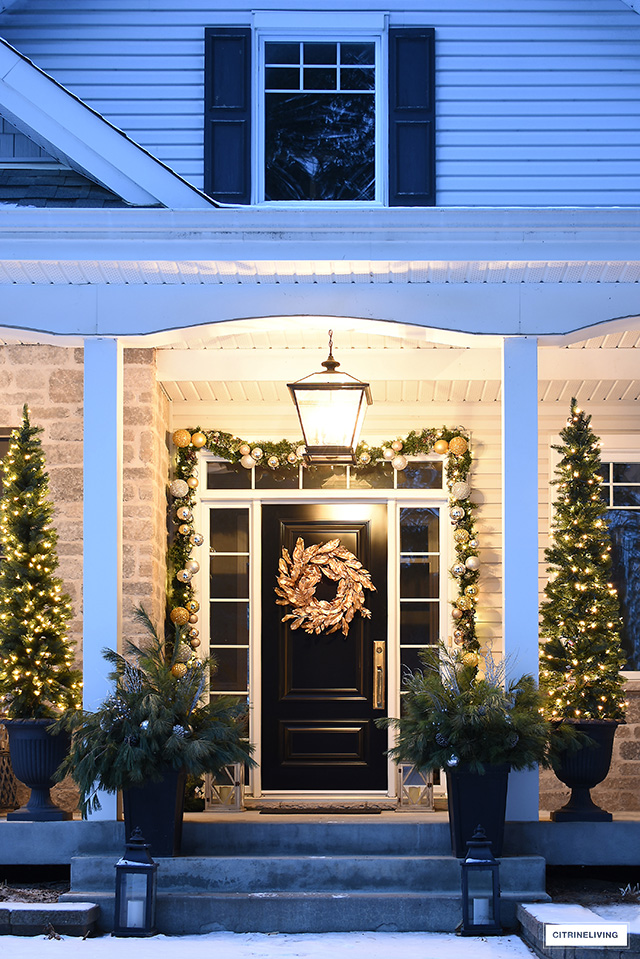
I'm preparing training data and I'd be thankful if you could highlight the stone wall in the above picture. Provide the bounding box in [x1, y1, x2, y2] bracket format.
[539, 678, 640, 815]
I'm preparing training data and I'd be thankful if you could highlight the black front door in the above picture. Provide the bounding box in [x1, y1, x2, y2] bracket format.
[261, 504, 388, 791]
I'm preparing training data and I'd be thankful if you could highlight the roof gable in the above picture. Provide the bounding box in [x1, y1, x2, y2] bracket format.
[0, 37, 217, 209]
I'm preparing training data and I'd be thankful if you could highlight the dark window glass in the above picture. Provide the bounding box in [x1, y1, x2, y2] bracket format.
[341, 67, 374, 91]
[613, 463, 640, 483]
[255, 465, 300, 489]
[265, 67, 299, 90]
[210, 602, 249, 646]
[607, 510, 640, 670]
[613, 487, 640, 508]
[400, 557, 439, 599]
[303, 42, 337, 65]
[400, 603, 439, 646]
[206, 460, 251, 490]
[210, 647, 248, 692]
[349, 463, 394, 489]
[303, 68, 337, 91]
[400, 647, 432, 675]
[302, 465, 348, 489]
[400, 508, 439, 553]
[341, 42, 375, 65]
[210, 555, 249, 599]
[210, 508, 249, 553]
[265, 42, 299, 64]
[396, 462, 443, 490]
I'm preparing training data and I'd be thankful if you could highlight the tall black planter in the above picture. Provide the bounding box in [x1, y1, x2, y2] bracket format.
[446, 763, 510, 858]
[123, 767, 187, 858]
[551, 720, 618, 822]
[3, 719, 71, 821]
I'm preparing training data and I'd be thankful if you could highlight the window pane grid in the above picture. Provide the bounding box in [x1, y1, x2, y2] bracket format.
[265, 41, 375, 94]
[600, 461, 640, 509]
[209, 507, 250, 694]
[206, 458, 444, 491]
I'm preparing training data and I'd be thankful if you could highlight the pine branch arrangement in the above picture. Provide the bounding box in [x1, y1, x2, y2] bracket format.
[379, 645, 552, 774]
[0, 405, 81, 719]
[55, 606, 253, 816]
[539, 399, 626, 722]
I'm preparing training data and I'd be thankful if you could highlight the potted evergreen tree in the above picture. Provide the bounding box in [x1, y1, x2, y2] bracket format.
[0, 405, 81, 821]
[540, 399, 626, 822]
[55, 607, 254, 856]
[380, 646, 552, 857]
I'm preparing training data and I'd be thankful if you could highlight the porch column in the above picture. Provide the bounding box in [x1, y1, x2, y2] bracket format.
[83, 337, 123, 820]
[501, 335, 539, 821]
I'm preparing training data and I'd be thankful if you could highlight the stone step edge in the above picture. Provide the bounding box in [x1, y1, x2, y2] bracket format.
[63, 891, 549, 903]
[0, 902, 100, 938]
[518, 904, 640, 959]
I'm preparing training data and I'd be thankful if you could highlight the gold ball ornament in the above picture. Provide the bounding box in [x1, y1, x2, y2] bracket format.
[457, 596, 473, 611]
[169, 479, 189, 498]
[453, 528, 470, 544]
[465, 556, 480, 572]
[392, 440, 403, 452]
[359, 452, 371, 465]
[189, 637, 201, 649]
[171, 662, 188, 679]
[462, 651, 479, 667]
[239, 444, 251, 456]
[465, 584, 479, 597]
[434, 439, 449, 455]
[392, 454, 407, 471]
[178, 524, 193, 536]
[449, 436, 468, 456]
[175, 643, 192, 663]
[186, 599, 200, 613]
[170, 607, 190, 626]
[188, 627, 199, 639]
[191, 431, 207, 448]
[176, 569, 192, 583]
[176, 506, 192, 522]
[451, 481, 471, 501]
[251, 447, 263, 461]
[190, 532, 204, 547]
[268, 455, 279, 469]
[287, 452, 297, 464]
[172, 429, 191, 448]
[452, 628, 465, 643]
[451, 562, 466, 577]
[189, 614, 198, 625]
[450, 506, 465, 523]
[296, 445, 306, 458]
[187, 476, 199, 489]
[451, 607, 463, 620]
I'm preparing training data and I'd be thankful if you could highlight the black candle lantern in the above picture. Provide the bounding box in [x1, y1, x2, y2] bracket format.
[460, 824, 502, 937]
[113, 827, 158, 937]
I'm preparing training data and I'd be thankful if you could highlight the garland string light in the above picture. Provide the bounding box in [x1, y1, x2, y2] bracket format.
[168, 427, 480, 653]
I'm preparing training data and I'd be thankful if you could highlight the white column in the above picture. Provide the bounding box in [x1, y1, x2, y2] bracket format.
[83, 337, 123, 820]
[502, 336, 539, 821]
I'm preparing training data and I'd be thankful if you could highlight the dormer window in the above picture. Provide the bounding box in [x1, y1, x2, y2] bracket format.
[204, 26, 435, 207]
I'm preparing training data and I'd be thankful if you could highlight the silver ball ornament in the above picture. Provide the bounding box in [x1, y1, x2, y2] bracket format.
[240, 454, 256, 469]
[176, 568, 192, 583]
[267, 455, 279, 469]
[169, 479, 189, 498]
[451, 562, 466, 577]
[451, 481, 471, 501]
[382, 448, 394, 461]
[447, 755, 459, 767]
[392, 454, 407, 471]
[185, 559, 200, 575]
[239, 443, 251, 455]
[190, 532, 204, 547]
[176, 506, 192, 522]
[465, 555, 480, 571]
[251, 447, 263, 460]
[450, 506, 465, 523]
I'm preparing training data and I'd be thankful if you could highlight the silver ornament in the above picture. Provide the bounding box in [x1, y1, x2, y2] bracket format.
[169, 479, 189, 498]
[450, 506, 465, 523]
[451, 562, 466, 577]
[176, 506, 192, 522]
[240, 454, 256, 469]
[447, 755, 459, 767]
[176, 568, 192, 583]
[190, 532, 204, 547]
[451, 481, 470, 501]
[239, 443, 250, 455]
[267, 455, 279, 469]
[140, 719, 150, 731]
[392, 454, 408, 471]
[465, 555, 480, 571]
[185, 558, 200, 574]
[251, 447, 263, 460]
[382, 447, 394, 460]
[172, 724, 187, 738]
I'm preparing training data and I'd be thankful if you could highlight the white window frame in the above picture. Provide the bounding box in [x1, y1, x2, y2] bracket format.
[253, 22, 386, 207]
[196, 452, 451, 798]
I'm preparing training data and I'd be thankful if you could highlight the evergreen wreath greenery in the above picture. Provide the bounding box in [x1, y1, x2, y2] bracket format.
[0, 405, 81, 719]
[539, 399, 626, 722]
[379, 645, 553, 774]
[55, 607, 253, 816]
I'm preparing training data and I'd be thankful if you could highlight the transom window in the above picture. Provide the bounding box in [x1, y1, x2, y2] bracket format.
[601, 461, 640, 670]
[263, 40, 376, 202]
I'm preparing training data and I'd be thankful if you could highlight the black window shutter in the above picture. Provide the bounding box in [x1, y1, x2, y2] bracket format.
[388, 28, 435, 207]
[204, 28, 251, 203]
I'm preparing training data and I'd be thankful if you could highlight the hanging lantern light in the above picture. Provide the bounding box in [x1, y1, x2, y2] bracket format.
[287, 330, 372, 464]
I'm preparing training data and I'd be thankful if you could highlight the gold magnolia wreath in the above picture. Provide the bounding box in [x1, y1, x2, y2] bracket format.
[275, 537, 376, 637]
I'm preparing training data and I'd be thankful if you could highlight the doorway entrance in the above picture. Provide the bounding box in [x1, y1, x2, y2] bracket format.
[260, 503, 388, 791]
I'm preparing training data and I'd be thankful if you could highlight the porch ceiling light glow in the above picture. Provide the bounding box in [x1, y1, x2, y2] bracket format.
[287, 330, 372, 464]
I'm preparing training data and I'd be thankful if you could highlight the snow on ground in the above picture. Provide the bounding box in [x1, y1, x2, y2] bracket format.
[0, 931, 535, 958]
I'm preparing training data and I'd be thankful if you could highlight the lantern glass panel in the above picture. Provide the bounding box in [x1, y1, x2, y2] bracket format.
[294, 386, 366, 450]
[118, 871, 149, 929]
[467, 868, 495, 925]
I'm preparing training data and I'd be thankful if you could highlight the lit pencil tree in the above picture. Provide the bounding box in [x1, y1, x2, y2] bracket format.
[539, 399, 626, 722]
[0, 405, 81, 719]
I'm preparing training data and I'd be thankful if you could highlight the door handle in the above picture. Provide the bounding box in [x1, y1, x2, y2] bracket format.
[373, 640, 386, 710]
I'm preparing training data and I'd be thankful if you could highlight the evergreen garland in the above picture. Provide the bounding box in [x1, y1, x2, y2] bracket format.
[539, 399, 626, 722]
[379, 645, 552, 773]
[0, 405, 81, 719]
[55, 607, 254, 816]
[169, 426, 481, 652]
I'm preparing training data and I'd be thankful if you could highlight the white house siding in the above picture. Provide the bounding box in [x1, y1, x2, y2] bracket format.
[1, 0, 639, 203]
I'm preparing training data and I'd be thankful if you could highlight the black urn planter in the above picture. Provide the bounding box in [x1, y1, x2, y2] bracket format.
[446, 763, 510, 858]
[551, 720, 618, 822]
[3, 719, 72, 821]
[123, 767, 187, 857]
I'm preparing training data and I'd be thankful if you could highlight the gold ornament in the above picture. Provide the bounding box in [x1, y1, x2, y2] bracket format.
[392, 440, 403, 452]
[189, 614, 198, 625]
[172, 429, 191, 448]
[452, 628, 465, 643]
[188, 627, 199, 639]
[187, 476, 199, 489]
[451, 607, 463, 620]
[465, 584, 479, 597]
[176, 569, 192, 583]
[434, 439, 449, 455]
[275, 537, 376, 637]
[457, 596, 473, 611]
[268, 455, 279, 469]
[176, 506, 192, 522]
[453, 528, 469, 544]
[170, 607, 190, 626]
[175, 643, 192, 663]
[191, 431, 207, 448]
[462, 651, 479, 667]
[287, 452, 298, 464]
[190, 637, 201, 649]
[178, 524, 192, 536]
[171, 662, 188, 678]
[186, 599, 200, 613]
[359, 452, 371, 465]
[239, 444, 251, 455]
[450, 506, 465, 523]
[252, 447, 263, 460]
[451, 562, 466, 577]
[449, 436, 468, 456]
[382, 448, 394, 460]
[190, 532, 204, 547]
